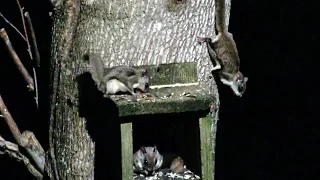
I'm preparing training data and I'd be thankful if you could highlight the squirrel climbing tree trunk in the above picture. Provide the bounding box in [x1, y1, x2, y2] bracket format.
[46, 0, 231, 179]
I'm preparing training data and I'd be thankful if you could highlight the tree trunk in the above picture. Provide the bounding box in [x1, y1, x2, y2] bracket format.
[46, 0, 231, 179]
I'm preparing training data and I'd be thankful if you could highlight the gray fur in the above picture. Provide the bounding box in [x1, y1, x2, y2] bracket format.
[196, 0, 248, 97]
[87, 53, 150, 97]
[133, 146, 163, 176]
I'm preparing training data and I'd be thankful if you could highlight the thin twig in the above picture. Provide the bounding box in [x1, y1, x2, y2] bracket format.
[0, 12, 27, 42]
[24, 12, 39, 108]
[15, 0, 33, 59]
[0, 28, 35, 91]
[16, 1, 39, 107]
[24, 12, 40, 67]
[32, 68, 39, 108]
[0, 94, 45, 173]
[0, 135, 43, 179]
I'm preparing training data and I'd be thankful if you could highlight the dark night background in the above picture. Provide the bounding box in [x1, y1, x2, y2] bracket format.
[0, 0, 318, 180]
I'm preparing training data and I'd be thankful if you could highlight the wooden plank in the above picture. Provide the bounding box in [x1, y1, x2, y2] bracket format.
[120, 122, 133, 180]
[112, 85, 215, 117]
[199, 114, 215, 180]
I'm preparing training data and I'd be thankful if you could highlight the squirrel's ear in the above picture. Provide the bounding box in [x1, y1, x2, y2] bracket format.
[244, 77, 248, 82]
[153, 145, 157, 152]
[140, 146, 147, 153]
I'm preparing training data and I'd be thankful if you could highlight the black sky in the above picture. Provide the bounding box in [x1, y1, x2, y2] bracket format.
[0, 0, 318, 180]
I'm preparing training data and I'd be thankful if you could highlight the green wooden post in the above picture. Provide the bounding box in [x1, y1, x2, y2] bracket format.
[120, 122, 133, 180]
[199, 114, 215, 180]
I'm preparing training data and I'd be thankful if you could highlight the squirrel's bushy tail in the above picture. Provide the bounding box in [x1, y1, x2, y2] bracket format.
[215, 0, 227, 33]
[86, 53, 104, 86]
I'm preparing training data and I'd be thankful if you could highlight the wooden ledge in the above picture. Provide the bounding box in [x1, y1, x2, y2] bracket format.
[110, 85, 215, 117]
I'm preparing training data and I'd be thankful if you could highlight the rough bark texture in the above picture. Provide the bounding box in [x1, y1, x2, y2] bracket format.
[46, 0, 95, 179]
[46, 0, 231, 179]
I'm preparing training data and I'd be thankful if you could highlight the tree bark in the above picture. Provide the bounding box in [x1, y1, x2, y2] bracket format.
[46, 0, 95, 179]
[46, 0, 231, 179]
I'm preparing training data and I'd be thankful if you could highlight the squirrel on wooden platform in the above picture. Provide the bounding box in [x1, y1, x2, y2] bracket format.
[133, 146, 163, 176]
[197, 0, 248, 97]
[170, 156, 185, 174]
[85, 53, 150, 97]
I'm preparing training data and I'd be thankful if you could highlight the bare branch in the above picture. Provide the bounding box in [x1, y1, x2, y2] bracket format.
[0, 135, 18, 151]
[0, 135, 43, 179]
[0, 28, 35, 91]
[32, 68, 39, 108]
[24, 12, 40, 67]
[20, 131, 45, 173]
[0, 94, 22, 143]
[15, 1, 40, 108]
[0, 94, 45, 173]
[0, 12, 27, 42]
[24, 12, 39, 108]
[15, 0, 33, 59]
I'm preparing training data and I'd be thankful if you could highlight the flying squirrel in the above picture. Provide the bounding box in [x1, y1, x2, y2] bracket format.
[197, 0, 248, 97]
[133, 146, 163, 176]
[170, 156, 185, 174]
[86, 53, 150, 97]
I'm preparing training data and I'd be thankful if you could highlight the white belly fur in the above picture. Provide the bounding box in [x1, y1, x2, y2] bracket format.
[106, 79, 129, 94]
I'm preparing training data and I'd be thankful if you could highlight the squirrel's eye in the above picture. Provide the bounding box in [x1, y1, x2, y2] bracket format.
[155, 159, 157, 165]
[144, 160, 148, 165]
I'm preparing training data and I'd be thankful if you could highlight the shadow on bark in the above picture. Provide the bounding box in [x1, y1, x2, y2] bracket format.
[77, 72, 122, 179]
